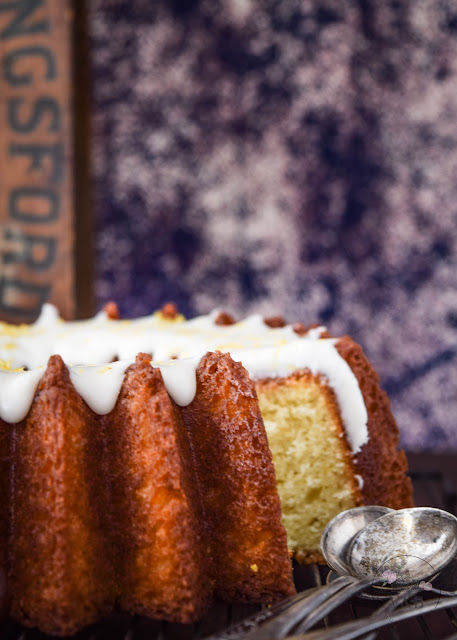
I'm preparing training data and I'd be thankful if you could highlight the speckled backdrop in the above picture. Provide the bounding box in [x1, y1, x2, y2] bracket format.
[90, 0, 457, 451]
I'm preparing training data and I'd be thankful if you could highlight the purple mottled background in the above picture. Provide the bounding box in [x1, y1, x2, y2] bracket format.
[89, 0, 457, 451]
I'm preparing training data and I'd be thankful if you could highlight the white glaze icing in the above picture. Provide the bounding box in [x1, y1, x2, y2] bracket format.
[67, 356, 202, 414]
[158, 356, 203, 407]
[69, 360, 134, 415]
[0, 368, 45, 423]
[0, 305, 368, 452]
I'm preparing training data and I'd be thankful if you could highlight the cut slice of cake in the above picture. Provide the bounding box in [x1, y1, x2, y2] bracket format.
[255, 336, 412, 563]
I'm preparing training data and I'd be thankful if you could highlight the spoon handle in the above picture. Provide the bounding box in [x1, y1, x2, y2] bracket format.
[292, 577, 378, 634]
[296, 593, 457, 640]
[206, 576, 355, 639]
[243, 577, 360, 639]
[359, 585, 423, 640]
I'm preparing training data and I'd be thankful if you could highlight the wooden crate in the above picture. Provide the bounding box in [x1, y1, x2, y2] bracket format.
[0, 0, 93, 322]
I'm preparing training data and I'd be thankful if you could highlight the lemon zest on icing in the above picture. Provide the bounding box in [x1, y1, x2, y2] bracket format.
[0, 359, 25, 372]
[152, 311, 186, 324]
[98, 366, 113, 374]
[0, 323, 32, 337]
[2, 342, 17, 350]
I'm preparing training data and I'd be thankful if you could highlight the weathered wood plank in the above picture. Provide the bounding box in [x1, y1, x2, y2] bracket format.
[0, 0, 84, 322]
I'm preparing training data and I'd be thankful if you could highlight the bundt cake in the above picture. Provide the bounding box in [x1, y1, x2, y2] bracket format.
[0, 302, 412, 634]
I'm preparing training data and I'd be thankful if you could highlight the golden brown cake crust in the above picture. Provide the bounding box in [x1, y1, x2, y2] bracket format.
[255, 337, 412, 565]
[181, 352, 295, 604]
[8, 355, 113, 637]
[3, 350, 294, 634]
[0, 419, 10, 619]
[335, 337, 413, 510]
[105, 353, 211, 623]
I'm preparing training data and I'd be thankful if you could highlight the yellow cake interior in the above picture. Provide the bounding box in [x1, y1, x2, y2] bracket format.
[256, 372, 362, 562]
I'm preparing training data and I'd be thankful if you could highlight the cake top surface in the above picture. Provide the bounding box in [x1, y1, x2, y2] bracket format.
[0, 304, 369, 452]
[0, 303, 324, 369]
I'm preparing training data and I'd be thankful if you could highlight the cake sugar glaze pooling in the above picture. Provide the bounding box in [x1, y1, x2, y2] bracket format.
[0, 303, 368, 452]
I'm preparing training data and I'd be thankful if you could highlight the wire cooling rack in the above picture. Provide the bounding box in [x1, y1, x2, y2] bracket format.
[2, 453, 457, 640]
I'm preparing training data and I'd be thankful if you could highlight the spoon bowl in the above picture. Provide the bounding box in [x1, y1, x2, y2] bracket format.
[321, 505, 394, 575]
[348, 507, 457, 586]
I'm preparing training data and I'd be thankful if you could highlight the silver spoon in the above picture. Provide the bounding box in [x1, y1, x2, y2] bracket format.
[209, 506, 457, 640]
[321, 506, 457, 586]
[321, 505, 393, 576]
[347, 507, 457, 585]
[289, 507, 457, 637]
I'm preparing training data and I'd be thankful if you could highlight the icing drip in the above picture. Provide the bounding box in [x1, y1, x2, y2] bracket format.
[0, 356, 203, 422]
[0, 368, 44, 423]
[157, 356, 202, 407]
[0, 305, 369, 451]
[69, 360, 135, 415]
